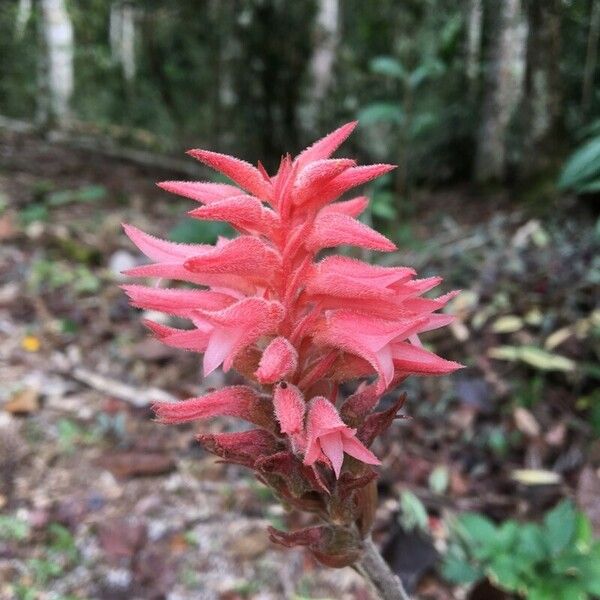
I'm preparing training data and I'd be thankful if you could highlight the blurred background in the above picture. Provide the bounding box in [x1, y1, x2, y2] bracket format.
[0, 1, 599, 599]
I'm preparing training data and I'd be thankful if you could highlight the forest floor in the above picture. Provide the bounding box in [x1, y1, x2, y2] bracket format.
[0, 129, 599, 600]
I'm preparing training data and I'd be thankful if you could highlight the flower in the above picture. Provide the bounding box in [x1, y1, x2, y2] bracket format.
[123, 122, 462, 565]
[304, 397, 380, 478]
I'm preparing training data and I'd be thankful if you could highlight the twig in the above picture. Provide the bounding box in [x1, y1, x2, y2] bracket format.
[356, 536, 411, 600]
[68, 366, 178, 407]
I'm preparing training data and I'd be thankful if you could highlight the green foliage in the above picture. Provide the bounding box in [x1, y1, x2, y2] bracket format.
[29, 259, 101, 295]
[442, 501, 600, 599]
[0, 515, 30, 541]
[558, 132, 600, 193]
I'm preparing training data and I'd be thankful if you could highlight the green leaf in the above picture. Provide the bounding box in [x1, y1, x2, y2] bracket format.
[544, 500, 577, 555]
[486, 555, 523, 592]
[358, 102, 405, 126]
[456, 513, 497, 549]
[370, 56, 407, 80]
[441, 555, 482, 584]
[558, 135, 600, 192]
[516, 523, 547, 564]
[489, 345, 576, 372]
[428, 465, 449, 495]
[399, 490, 428, 533]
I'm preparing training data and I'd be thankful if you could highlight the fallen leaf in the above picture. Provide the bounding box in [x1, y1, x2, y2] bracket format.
[3, 388, 39, 415]
[227, 526, 269, 560]
[511, 469, 561, 486]
[514, 407, 540, 438]
[97, 452, 176, 478]
[97, 518, 147, 560]
[489, 345, 576, 372]
[545, 327, 572, 351]
[492, 316, 523, 333]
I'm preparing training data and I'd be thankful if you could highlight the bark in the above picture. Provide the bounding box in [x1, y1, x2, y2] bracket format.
[307, 0, 340, 128]
[582, 0, 600, 115]
[356, 536, 411, 600]
[520, 0, 563, 177]
[110, 2, 137, 82]
[475, 0, 527, 182]
[39, 0, 74, 127]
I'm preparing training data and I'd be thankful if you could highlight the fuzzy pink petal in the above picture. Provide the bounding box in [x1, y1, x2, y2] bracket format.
[123, 224, 209, 262]
[255, 337, 299, 384]
[153, 386, 270, 428]
[314, 164, 396, 208]
[203, 328, 240, 375]
[122, 285, 235, 317]
[292, 159, 356, 206]
[341, 433, 381, 465]
[157, 181, 242, 204]
[391, 341, 463, 375]
[187, 149, 273, 202]
[319, 256, 415, 287]
[143, 320, 212, 352]
[183, 236, 281, 283]
[198, 298, 285, 373]
[294, 121, 357, 169]
[188, 195, 278, 236]
[306, 213, 396, 252]
[273, 383, 305, 435]
[320, 196, 369, 218]
[319, 431, 345, 478]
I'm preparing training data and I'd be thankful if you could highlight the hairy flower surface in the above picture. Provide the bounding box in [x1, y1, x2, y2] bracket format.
[123, 122, 462, 566]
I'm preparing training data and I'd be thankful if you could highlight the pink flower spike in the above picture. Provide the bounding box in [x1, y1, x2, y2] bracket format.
[187, 149, 273, 202]
[255, 337, 299, 384]
[157, 181, 242, 204]
[303, 397, 380, 478]
[273, 382, 305, 436]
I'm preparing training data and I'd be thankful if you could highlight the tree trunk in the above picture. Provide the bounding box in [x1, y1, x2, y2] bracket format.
[305, 0, 340, 131]
[110, 2, 137, 82]
[474, 0, 527, 182]
[520, 0, 563, 177]
[39, 0, 74, 128]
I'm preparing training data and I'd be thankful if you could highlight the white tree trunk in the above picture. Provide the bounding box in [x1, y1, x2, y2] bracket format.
[40, 0, 74, 126]
[110, 2, 136, 82]
[475, 0, 527, 182]
[304, 0, 339, 130]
